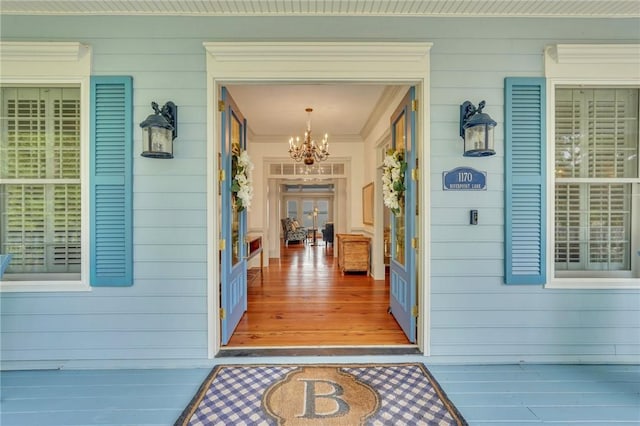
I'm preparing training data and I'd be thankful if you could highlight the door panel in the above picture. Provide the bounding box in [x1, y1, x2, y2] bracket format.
[389, 87, 417, 343]
[220, 87, 248, 345]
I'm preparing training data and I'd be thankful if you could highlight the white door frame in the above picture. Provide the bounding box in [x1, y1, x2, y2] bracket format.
[204, 42, 433, 357]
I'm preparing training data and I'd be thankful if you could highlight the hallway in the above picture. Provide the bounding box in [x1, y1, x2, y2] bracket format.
[225, 241, 412, 347]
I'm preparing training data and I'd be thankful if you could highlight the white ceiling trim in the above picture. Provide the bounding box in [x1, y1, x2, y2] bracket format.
[2, 0, 639, 18]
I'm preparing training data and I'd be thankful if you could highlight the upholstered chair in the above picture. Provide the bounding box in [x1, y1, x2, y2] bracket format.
[281, 218, 307, 246]
[321, 222, 334, 247]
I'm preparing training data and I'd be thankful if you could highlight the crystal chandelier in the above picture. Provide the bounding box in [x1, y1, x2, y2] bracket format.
[288, 107, 329, 165]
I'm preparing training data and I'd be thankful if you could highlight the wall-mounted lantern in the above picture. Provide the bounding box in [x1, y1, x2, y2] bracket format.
[140, 101, 178, 158]
[459, 100, 496, 157]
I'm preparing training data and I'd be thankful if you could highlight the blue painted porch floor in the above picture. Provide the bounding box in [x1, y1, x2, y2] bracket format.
[1, 363, 639, 425]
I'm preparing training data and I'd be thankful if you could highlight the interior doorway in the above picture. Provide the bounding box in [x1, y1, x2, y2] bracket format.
[205, 41, 432, 357]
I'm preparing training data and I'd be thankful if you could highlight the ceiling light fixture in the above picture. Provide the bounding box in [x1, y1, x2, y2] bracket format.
[288, 107, 329, 165]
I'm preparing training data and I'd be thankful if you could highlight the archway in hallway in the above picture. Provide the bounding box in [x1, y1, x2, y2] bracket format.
[204, 42, 432, 357]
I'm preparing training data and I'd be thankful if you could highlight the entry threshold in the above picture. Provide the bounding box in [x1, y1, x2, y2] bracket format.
[216, 346, 421, 358]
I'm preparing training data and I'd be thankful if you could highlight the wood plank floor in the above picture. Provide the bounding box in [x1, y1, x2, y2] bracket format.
[2, 364, 639, 425]
[226, 241, 411, 347]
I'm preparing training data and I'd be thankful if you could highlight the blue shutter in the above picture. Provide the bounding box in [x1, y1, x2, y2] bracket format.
[504, 77, 546, 285]
[90, 76, 133, 286]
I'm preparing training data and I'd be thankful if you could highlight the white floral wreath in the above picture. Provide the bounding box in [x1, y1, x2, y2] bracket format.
[231, 149, 254, 212]
[382, 149, 407, 216]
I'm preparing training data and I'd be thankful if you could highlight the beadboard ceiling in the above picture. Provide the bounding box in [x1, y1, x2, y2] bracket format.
[1, 0, 639, 17]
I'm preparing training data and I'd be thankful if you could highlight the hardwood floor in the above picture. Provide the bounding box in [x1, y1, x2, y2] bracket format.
[225, 240, 412, 347]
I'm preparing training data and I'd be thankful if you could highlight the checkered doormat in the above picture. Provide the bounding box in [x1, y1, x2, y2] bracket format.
[175, 363, 467, 426]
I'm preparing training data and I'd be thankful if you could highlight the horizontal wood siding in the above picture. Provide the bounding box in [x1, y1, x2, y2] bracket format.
[1, 15, 639, 367]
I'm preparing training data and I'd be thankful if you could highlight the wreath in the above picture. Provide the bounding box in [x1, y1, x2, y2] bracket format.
[381, 149, 407, 216]
[231, 148, 254, 212]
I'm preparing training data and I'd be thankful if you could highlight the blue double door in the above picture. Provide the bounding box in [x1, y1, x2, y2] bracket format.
[218, 86, 418, 345]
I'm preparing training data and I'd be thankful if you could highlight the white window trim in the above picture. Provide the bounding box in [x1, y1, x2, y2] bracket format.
[0, 42, 92, 292]
[545, 44, 640, 289]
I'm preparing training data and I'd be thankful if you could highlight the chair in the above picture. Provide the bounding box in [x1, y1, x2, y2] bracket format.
[281, 218, 307, 246]
[321, 222, 334, 247]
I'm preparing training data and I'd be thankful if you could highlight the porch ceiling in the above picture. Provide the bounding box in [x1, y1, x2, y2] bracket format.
[1, 0, 638, 17]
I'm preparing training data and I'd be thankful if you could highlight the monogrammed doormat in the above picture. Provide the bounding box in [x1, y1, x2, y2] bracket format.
[174, 363, 467, 426]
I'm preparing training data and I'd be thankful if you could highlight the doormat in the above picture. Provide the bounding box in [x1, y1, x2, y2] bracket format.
[175, 363, 467, 426]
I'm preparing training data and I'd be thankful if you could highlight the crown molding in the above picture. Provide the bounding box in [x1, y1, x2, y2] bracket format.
[548, 44, 640, 64]
[204, 42, 432, 64]
[0, 42, 87, 62]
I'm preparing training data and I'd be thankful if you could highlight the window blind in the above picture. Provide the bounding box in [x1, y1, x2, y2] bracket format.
[1, 87, 81, 274]
[554, 88, 638, 274]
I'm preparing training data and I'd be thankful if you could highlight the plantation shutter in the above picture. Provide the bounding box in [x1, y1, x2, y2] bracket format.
[1, 87, 81, 274]
[555, 89, 636, 272]
[90, 76, 133, 286]
[504, 77, 547, 284]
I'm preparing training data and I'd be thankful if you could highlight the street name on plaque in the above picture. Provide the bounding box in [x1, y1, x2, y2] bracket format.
[443, 167, 487, 191]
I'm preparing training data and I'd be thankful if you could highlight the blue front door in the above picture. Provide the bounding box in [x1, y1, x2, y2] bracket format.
[220, 87, 248, 345]
[389, 88, 417, 343]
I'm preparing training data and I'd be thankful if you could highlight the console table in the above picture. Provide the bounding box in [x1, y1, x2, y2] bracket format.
[245, 234, 263, 274]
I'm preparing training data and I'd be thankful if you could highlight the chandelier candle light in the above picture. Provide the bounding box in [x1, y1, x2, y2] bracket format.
[288, 107, 329, 165]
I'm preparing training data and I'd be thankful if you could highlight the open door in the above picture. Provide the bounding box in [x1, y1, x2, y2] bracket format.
[219, 87, 248, 345]
[389, 87, 418, 343]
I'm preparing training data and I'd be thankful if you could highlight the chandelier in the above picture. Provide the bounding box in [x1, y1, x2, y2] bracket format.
[288, 107, 329, 165]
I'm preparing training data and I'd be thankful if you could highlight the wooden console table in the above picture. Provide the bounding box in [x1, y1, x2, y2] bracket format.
[245, 234, 263, 274]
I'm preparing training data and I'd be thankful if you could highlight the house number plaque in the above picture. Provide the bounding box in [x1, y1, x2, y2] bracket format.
[443, 166, 487, 191]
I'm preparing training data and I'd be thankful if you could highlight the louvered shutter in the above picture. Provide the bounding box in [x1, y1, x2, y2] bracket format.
[504, 78, 547, 284]
[90, 76, 133, 286]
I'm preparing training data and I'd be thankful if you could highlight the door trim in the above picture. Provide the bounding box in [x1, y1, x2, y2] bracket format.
[204, 42, 433, 358]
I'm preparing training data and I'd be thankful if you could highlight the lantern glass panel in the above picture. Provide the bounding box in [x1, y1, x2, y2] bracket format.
[142, 127, 173, 158]
[464, 125, 486, 151]
[464, 124, 495, 156]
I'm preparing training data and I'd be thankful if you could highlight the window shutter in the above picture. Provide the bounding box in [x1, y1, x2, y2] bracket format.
[90, 76, 133, 286]
[504, 77, 547, 284]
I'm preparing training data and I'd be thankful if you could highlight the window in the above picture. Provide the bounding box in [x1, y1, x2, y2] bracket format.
[286, 200, 298, 221]
[0, 86, 82, 280]
[544, 44, 640, 287]
[0, 42, 94, 291]
[554, 88, 639, 278]
[283, 184, 334, 229]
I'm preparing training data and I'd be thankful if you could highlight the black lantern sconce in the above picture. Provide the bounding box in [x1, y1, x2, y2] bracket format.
[140, 101, 178, 158]
[459, 100, 497, 157]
